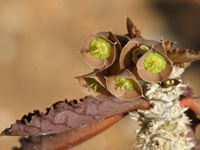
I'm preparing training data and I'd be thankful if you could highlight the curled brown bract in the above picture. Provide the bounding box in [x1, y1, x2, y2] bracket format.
[137, 49, 173, 83]
[167, 48, 200, 63]
[134, 38, 166, 54]
[119, 38, 166, 70]
[80, 34, 117, 69]
[119, 40, 139, 69]
[76, 71, 111, 100]
[97, 31, 129, 52]
[106, 69, 143, 100]
[161, 38, 176, 52]
[126, 16, 142, 38]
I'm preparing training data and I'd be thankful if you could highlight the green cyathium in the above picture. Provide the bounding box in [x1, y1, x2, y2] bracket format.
[132, 45, 149, 63]
[144, 52, 167, 74]
[115, 76, 137, 91]
[89, 38, 112, 59]
[87, 78, 104, 92]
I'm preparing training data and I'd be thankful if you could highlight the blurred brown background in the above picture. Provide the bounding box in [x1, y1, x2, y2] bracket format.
[0, 0, 200, 150]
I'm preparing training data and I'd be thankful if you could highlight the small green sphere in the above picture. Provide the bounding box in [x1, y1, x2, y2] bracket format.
[115, 76, 137, 91]
[89, 38, 112, 59]
[144, 52, 167, 74]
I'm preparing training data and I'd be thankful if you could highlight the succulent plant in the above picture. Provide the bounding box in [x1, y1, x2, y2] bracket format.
[1, 17, 200, 150]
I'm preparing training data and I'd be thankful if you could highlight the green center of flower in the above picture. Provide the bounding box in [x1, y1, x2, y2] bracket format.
[144, 52, 167, 74]
[89, 38, 112, 59]
[132, 45, 149, 63]
[87, 78, 103, 92]
[115, 76, 137, 91]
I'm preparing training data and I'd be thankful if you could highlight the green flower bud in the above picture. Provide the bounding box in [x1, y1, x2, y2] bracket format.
[115, 76, 137, 91]
[144, 52, 167, 74]
[87, 78, 104, 92]
[138, 137, 146, 144]
[163, 123, 177, 132]
[132, 45, 149, 63]
[139, 45, 149, 51]
[89, 38, 112, 59]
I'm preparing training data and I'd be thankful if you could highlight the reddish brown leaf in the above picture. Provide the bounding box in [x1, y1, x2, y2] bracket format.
[126, 16, 142, 38]
[167, 48, 200, 63]
[12, 115, 126, 150]
[1, 96, 150, 136]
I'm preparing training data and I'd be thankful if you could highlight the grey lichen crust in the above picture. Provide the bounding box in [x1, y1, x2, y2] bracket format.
[131, 66, 194, 150]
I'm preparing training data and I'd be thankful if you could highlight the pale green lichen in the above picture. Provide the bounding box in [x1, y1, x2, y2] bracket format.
[89, 38, 111, 59]
[132, 45, 149, 63]
[144, 52, 167, 74]
[115, 76, 137, 91]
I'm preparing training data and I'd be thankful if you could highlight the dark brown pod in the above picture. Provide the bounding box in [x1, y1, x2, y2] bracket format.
[161, 79, 180, 88]
[126, 16, 142, 38]
[1, 96, 150, 136]
[80, 34, 117, 69]
[167, 48, 200, 63]
[137, 49, 173, 83]
[106, 69, 143, 100]
[76, 71, 111, 100]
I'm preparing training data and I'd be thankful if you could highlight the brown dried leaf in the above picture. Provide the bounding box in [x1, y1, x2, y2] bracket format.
[126, 16, 142, 38]
[1, 96, 150, 136]
[167, 48, 200, 63]
[161, 38, 176, 52]
[12, 115, 126, 150]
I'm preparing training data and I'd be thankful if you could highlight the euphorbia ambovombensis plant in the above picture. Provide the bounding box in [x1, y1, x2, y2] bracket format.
[1, 17, 200, 150]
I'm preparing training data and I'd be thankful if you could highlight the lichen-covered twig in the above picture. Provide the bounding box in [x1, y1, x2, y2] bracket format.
[131, 66, 194, 150]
